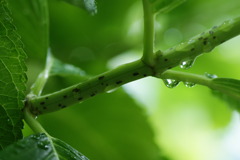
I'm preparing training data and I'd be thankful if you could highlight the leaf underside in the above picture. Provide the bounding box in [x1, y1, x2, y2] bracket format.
[211, 78, 240, 111]
[0, 0, 27, 150]
[0, 133, 89, 160]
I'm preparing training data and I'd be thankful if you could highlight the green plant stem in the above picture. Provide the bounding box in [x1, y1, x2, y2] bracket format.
[153, 16, 240, 75]
[142, 0, 155, 66]
[23, 108, 49, 136]
[28, 51, 54, 97]
[28, 60, 155, 115]
[159, 70, 212, 87]
[27, 16, 240, 115]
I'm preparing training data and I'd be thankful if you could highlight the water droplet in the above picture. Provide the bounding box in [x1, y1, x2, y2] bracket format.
[184, 82, 196, 88]
[180, 59, 195, 69]
[105, 85, 119, 93]
[30, 135, 40, 140]
[37, 141, 50, 150]
[163, 79, 179, 88]
[106, 88, 118, 93]
[204, 72, 218, 79]
[80, 155, 89, 160]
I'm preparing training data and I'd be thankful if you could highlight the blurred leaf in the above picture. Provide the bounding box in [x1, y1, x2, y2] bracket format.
[39, 89, 163, 160]
[0, 0, 27, 149]
[150, 0, 186, 14]
[29, 51, 88, 96]
[0, 133, 89, 160]
[7, 0, 49, 59]
[61, 0, 97, 15]
[212, 78, 240, 111]
[50, 53, 87, 78]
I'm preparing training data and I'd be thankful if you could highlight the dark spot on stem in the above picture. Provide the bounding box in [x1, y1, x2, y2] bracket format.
[40, 102, 45, 105]
[90, 93, 95, 97]
[191, 48, 195, 51]
[213, 36, 216, 39]
[72, 88, 80, 92]
[78, 97, 83, 101]
[98, 76, 105, 80]
[116, 80, 123, 84]
[133, 72, 139, 76]
[143, 74, 147, 77]
[63, 95, 68, 98]
[164, 58, 168, 62]
[209, 30, 214, 35]
[45, 97, 49, 100]
[212, 26, 218, 29]
[203, 41, 207, 45]
[168, 67, 172, 69]
[61, 105, 66, 109]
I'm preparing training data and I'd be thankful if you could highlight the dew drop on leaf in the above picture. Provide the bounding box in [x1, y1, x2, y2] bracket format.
[184, 81, 196, 88]
[163, 79, 179, 88]
[180, 58, 195, 69]
[37, 141, 50, 150]
[80, 155, 89, 160]
[105, 85, 119, 93]
[204, 72, 218, 79]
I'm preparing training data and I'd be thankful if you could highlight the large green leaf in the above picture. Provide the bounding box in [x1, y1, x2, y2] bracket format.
[38, 89, 163, 160]
[0, 0, 27, 149]
[6, 0, 49, 59]
[0, 133, 89, 160]
[61, 0, 97, 15]
[211, 78, 240, 111]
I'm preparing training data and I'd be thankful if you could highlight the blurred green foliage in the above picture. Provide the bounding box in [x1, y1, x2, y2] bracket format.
[7, 0, 240, 159]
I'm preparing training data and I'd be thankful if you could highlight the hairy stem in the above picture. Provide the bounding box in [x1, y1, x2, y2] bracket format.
[153, 17, 240, 74]
[142, 0, 155, 66]
[27, 17, 240, 115]
[28, 60, 155, 115]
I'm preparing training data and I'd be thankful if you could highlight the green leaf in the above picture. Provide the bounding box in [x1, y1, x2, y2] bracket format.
[150, 0, 186, 14]
[6, 0, 49, 58]
[211, 78, 240, 111]
[61, 0, 97, 15]
[39, 89, 163, 160]
[0, 0, 27, 149]
[0, 133, 89, 160]
[49, 53, 87, 78]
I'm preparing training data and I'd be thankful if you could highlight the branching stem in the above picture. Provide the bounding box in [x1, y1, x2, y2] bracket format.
[27, 17, 240, 115]
[142, 0, 155, 66]
[23, 108, 49, 136]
